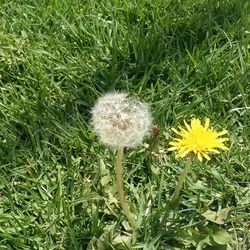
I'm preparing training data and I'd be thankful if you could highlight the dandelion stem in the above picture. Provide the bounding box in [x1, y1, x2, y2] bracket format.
[171, 158, 192, 203]
[115, 147, 136, 229]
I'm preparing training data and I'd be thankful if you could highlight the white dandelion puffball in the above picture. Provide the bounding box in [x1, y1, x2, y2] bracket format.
[91, 92, 152, 148]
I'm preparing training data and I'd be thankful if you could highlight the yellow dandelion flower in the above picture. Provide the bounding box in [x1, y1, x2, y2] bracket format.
[168, 118, 229, 161]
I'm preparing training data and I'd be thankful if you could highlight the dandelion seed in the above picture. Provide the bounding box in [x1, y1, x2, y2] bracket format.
[168, 118, 229, 161]
[91, 92, 152, 148]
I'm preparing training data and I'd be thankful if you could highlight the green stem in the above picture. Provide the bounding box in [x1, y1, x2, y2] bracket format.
[115, 147, 136, 229]
[171, 158, 192, 203]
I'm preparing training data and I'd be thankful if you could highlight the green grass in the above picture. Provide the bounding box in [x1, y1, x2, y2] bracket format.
[0, 0, 249, 249]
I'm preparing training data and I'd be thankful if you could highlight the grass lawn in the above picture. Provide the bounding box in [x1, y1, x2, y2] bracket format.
[0, 0, 249, 249]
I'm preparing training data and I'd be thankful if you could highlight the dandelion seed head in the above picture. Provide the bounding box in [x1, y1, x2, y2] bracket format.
[91, 92, 152, 148]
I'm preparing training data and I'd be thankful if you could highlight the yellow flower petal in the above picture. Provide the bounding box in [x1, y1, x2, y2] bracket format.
[168, 147, 177, 151]
[197, 152, 202, 161]
[209, 149, 220, 154]
[171, 128, 182, 136]
[205, 118, 210, 130]
[201, 152, 211, 161]
[179, 149, 191, 157]
[184, 120, 191, 131]
[217, 130, 228, 136]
